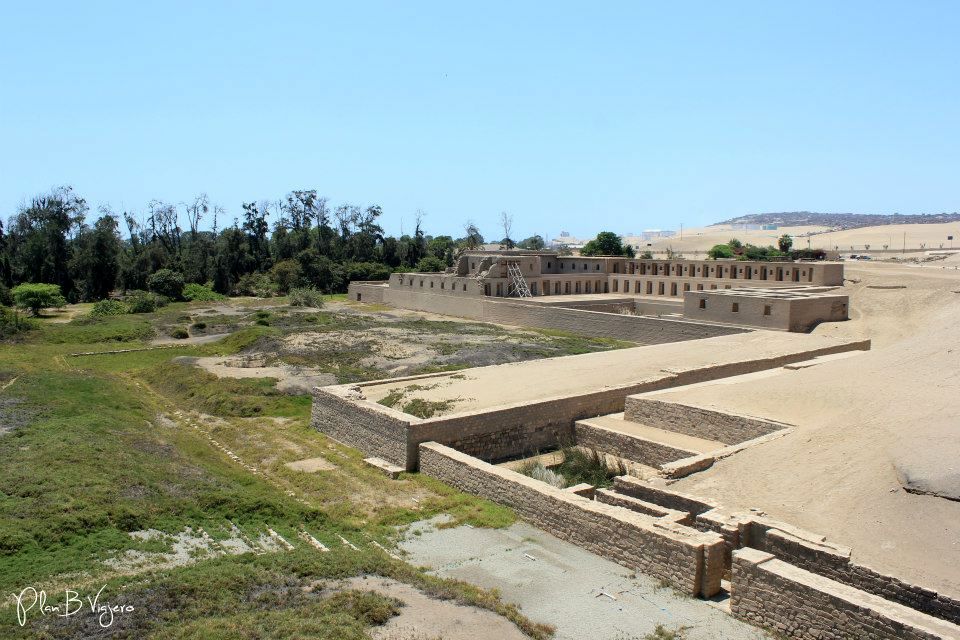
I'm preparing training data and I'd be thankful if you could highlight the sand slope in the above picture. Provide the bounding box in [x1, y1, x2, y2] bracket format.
[651, 261, 960, 594]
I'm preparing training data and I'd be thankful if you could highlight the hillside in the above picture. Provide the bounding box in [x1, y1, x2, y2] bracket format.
[717, 211, 960, 229]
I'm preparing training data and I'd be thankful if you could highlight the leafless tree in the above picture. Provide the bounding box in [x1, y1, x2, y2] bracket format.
[500, 211, 514, 248]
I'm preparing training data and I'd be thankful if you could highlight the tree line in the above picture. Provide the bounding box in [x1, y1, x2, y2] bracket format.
[0, 186, 550, 305]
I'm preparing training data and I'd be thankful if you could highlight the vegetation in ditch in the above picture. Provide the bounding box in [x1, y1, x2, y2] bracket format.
[517, 447, 626, 489]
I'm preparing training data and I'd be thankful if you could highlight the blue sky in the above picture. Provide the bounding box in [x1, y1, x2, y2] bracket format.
[1, 1, 958, 240]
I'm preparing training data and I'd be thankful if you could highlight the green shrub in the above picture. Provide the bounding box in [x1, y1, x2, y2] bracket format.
[90, 299, 127, 317]
[171, 327, 190, 339]
[269, 259, 302, 294]
[125, 290, 165, 313]
[288, 287, 325, 308]
[183, 282, 226, 302]
[555, 447, 624, 488]
[255, 318, 270, 326]
[0, 283, 12, 307]
[147, 268, 186, 300]
[0, 306, 33, 338]
[234, 272, 275, 297]
[12, 283, 66, 315]
[191, 321, 207, 330]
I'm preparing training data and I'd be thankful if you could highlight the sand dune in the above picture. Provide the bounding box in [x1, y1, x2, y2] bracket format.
[639, 222, 960, 254]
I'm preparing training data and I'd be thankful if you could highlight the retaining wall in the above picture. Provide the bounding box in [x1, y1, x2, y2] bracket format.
[623, 398, 788, 445]
[731, 549, 960, 639]
[311, 387, 411, 467]
[573, 419, 697, 466]
[419, 442, 726, 597]
[750, 524, 960, 625]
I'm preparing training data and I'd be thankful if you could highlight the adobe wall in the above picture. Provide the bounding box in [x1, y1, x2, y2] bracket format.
[731, 549, 959, 640]
[311, 387, 410, 467]
[623, 398, 788, 445]
[380, 288, 746, 344]
[418, 442, 726, 597]
[347, 281, 387, 303]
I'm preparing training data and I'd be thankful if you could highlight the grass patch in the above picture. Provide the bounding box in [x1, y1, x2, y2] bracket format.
[142, 362, 310, 418]
[401, 397, 457, 419]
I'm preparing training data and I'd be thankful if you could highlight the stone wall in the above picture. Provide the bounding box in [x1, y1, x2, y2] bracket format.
[419, 442, 726, 597]
[573, 419, 697, 466]
[613, 476, 719, 515]
[750, 525, 960, 625]
[731, 548, 959, 639]
[324, 337, 869, 470]
[311, 387, 411, 467]
[623, 398, 787, 445]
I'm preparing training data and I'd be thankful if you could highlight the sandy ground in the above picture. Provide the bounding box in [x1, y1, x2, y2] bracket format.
[359, 330, 865, 416]
[646, 260, 960, 595]
[324, 575, 530, 640]
[174, 355, 337, 393]
[399, 516, 770, 640]
[639, 222, 960, 254]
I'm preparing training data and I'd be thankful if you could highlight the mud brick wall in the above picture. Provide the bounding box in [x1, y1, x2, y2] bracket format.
[381, 288, 746, 344]
[419, 442, 726, 597]
[623, 398, 785, 445]
[731, 549, 958, 640]
[753, 527, 960, 625]
[312, 388, 411, 468]
[347, 281, 387, 303]
[573, 420, 697, 466]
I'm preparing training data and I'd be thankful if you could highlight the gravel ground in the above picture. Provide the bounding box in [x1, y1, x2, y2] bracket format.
[399, 516, 770, 640]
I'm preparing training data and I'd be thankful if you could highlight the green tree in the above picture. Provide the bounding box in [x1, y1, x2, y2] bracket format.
[707, 244, 734, 259]
[517, 235, 546, 250]
[147, 268, 185, 300]
[269, 259, 302, 294]
[580, 231, 633, 257]
[427, 235, 456, 266]
[12, 283, 66, 315]
[7, 186, 87, 299]
[778, 234, 793, 253]
[415, 256, 446, 272]
[70, 212, 121, 300]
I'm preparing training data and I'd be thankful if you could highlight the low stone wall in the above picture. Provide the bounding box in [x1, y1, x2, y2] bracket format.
[750, 525, 960, 625]
[731, 549, 960, 639]
[594, 488, 692, 524]
[613, 476, 719, 516]
[312, 387, 411, 467]
[573, 419, 697, 466]
[419, 442, 726, 597]
[623, 398, 788, 445]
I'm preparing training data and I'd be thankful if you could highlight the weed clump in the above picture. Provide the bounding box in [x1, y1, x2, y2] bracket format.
[289, 287, 325, 308]
[170, 327, 189, 339]
[555, 447, 625, 488]
[90, 299, 127, 317]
